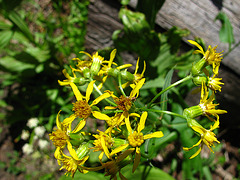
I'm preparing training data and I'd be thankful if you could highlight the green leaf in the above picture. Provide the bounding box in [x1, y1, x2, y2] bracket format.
[0, 56, 35, 73]
[160, 69, 174, 118]
[8, 11, 34, 42]
[215, 12, 235, 48]
[0, 30, 13, 48]
[0, 20, 13, 30]
[123, 165, 175, 180]
[136, 0, 166, 29]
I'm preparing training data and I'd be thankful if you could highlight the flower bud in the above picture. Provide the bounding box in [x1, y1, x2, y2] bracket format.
[90, 53, 104, 76]
[73, 77, 87, 86]
[191, 58, 207, 76]
[183, 106, 203, 119]
[120, 69, 135, 81]
[82, 68, 91, 79]
[192, 76, 207, 86]
[108, 68, 120, 78]
[69, 132, 85, 147]
[76, 143, 90, 159]
[186, 118, 204, 129]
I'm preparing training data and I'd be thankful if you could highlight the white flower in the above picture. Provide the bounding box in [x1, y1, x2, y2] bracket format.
[38, 139, 49, 150]
[21, 130, 30, 140]
[27, 118, 39, 128]
[34, 126, 46, 138]
[22, 143, 33, 155]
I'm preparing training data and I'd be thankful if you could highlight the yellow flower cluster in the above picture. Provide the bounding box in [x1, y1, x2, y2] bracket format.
[49, 49, 163, 179]
[183, 41, 227, 159]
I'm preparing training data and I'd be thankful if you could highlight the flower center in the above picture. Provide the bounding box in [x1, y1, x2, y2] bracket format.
[93, 133, 113, 151]
[49, 129, 68, 148]
[72, 100, 92, 119]
[128, 131, 144, 147]
[115, 95, 132, 112]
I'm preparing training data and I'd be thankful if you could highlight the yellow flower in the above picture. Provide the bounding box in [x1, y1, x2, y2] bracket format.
[58, 143, 89, 177]
[183, 120, 220, 159]
[110, 112, 164, 173]
[98, 49, 132, 89]
[188, 40, 223, 75]
[122, 58, 146, 89]
[62, 81, 110, 125]
[92, 129, 113, 161]
[49, 111, 86, 161]
[207, 75, 224, 92]
[105, 78, 145, 133]
[199, 82, 227, 121]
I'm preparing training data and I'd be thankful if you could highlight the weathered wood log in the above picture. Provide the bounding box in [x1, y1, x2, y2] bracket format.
[130, 0, 240, 75]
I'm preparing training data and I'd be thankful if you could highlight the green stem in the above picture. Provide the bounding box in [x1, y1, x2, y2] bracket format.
[118, 73, 126, 97]
[140, 108, 186, 120]
[93, 82, 117, 106]
[147, 74, 192, 108]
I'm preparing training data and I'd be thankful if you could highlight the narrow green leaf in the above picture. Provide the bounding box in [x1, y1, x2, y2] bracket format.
[0, 30, 14, 48]
[215, 12, 235, 48]
[160, 69, 174, 118]
[8, 11, 34, 42]
[0, 21, 13, 30]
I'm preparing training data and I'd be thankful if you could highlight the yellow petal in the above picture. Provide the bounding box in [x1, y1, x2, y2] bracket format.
[67, 141, 79, 160]
[92, 111, 111, 121]
[86, 81, 95, 102]
[70, 82, 83, 101]
[62, 69, 71, 79]
[62, 114, 76, 126]
[101, 136, 111, 159]
[117, 64, 132, 70]
[79, 51, 92, 59]
[134, 58, 140, 75]
[108, 49, 117, 68]
[130, 78, 145, 98]
[144, 131, 164, 140]
[183, 138, 202, 151]
[192, 126, 205, 135]
[138, 111, 147, 133]
[72, 119, 86, 133]
[91, 92, 110, 106]
[99, 151, 104, 162]
[124, 113, 132, 133]
[105, 106, 117, 110]
[188, 40, 204, 55]
[189, 146, 202, 159]
[129, 113, 140, 118]
[58, 80, 70, 86]
[141, 61, 146, 77]
[211, 119, 220, 130]
[110, 144, 129, 156]
[56, 110, 62, 130]
[132, 147, 141, 173]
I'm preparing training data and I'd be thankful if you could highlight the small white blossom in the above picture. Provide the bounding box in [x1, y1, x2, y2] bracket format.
[38, 139, 49, 150]
[22, 143, 33, 155]
[34, 126, 46, 138]
[21, 130, 30, 140]
[27, 118, 39, 128]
